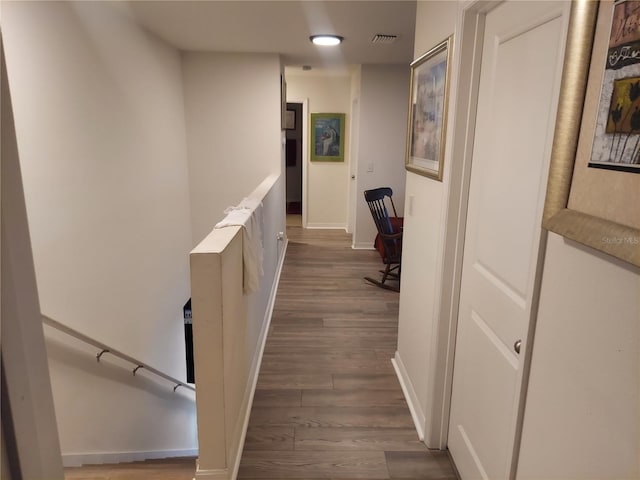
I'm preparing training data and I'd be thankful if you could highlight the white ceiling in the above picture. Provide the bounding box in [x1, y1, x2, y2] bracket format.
[128, 1, 417, 67]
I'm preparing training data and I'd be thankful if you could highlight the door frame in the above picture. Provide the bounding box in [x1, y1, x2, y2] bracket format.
[424, 0, 496, 449]
[301, 98, 309, 228]
[434, 3, 568, 476]
[346, 97, 360, 236]
[287, 97, 309, 227]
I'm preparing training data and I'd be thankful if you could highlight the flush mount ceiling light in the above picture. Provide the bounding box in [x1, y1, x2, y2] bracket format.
[310, 35, 344, 46]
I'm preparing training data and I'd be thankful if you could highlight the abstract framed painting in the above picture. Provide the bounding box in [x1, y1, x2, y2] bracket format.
[543, 0, 640, 267]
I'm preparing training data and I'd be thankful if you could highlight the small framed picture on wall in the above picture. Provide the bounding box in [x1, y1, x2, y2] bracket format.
[310, 113, 346, 162]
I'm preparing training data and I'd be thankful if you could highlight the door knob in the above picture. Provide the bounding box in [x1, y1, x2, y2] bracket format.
[514, 340, 522, 354]
[351, 174, 356, 179]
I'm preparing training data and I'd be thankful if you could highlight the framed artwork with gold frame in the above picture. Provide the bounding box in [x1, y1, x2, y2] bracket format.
[543, 0, 640, 267]
[405, 36, 453, 181]
[310, 113, 345, 162]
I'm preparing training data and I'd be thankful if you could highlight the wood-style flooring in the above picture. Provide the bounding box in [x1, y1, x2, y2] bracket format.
[64, 457, 196, 480]
[64, 226, 457, 480]
[238, 226, 457, 479]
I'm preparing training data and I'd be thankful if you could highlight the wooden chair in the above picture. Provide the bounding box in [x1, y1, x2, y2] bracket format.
[364, 187, 403, 292]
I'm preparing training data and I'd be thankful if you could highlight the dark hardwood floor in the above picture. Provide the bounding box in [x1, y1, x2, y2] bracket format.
[64, 227, 457, 480]
[238, 226, 457, 480]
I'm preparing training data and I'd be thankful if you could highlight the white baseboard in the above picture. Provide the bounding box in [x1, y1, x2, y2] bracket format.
[392, 351, 426, 441]
[228, 239, 288, 480]
[352, 242, 375, 250]
[195, 466, 229, 479]
[62, 448, 198, 468]
[305, 223, 347, 230]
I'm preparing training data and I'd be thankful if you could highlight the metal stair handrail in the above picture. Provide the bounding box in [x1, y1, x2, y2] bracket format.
[42, 315, 195, 392]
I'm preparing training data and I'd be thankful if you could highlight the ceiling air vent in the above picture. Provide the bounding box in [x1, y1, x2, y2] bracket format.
[371, 34, 398, 44]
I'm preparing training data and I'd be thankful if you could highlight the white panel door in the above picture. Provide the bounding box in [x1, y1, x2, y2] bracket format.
[448, 2, 569, 479]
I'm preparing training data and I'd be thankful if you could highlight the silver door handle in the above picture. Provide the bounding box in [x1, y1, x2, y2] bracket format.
[514, 340, 522, 354]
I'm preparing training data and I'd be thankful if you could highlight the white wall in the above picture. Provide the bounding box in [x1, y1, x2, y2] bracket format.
[352, 64, 410, 249]
[246, 175, 287, 364]
[398, 2, 640, 478]
[396, 0, 458, 442]
[2, 38, 64, 478]
[182, 52, 282, 245]
[517, 234, 639, 480]
[2, 0, 197, 463]
[286, 72, 352, 229]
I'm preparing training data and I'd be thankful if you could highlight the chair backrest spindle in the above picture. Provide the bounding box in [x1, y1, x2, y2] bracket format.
[364, 187, 402, 257]
[363, 187, 403, 291]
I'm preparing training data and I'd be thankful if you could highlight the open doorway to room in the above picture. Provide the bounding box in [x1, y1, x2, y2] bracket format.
[285, 102, 303, 227]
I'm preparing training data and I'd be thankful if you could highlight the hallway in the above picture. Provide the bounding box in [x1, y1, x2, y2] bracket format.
[63, 227, 458, 479]
[237, 226, 457, 479]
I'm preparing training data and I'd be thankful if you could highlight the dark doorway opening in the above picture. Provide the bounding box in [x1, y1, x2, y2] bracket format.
[285, 102, 303, 216]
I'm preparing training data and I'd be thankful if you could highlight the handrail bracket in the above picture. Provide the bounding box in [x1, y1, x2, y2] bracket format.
[96, 349, 109, 362]
[41, 315, 195, 393]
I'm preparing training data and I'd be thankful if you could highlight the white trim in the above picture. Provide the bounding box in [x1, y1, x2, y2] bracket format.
[301, 99, 309, 228]
[352, 242, 375, 250]
[195, 466, 230, 480]
[287, 97, 309, 229]
[392, 352, 425, 442]
[305, 223, 347, 230]
[285, 96, 308, 228]
[228, 239, 288, 480]
[2, 45, 65, 478]
[423, 0, 492, 449]
[62, 449, 199, 468]
[346, 96, 360, 235]
[441, 1, 572, 473]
